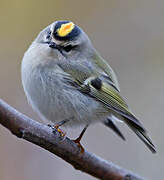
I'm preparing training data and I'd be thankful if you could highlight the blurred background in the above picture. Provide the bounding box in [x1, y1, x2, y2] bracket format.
[0, 0, 163, 179]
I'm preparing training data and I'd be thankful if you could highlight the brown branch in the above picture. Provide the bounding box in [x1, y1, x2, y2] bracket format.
[0, 99, 146, 180]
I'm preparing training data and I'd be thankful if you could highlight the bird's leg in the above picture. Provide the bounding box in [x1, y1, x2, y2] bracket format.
[73, 125, 89, 153]
[48, 119, 70, 137]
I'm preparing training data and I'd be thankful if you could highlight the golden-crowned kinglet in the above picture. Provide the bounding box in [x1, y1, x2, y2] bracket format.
[21, 20, 156, 153]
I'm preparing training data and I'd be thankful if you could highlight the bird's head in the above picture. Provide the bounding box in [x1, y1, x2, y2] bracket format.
[34, 20, 95, 62]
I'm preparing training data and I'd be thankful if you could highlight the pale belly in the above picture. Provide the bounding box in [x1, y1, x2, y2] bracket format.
[22, 66, 109, 127]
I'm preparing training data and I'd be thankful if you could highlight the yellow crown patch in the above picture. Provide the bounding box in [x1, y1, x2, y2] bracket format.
[57, 22, 75, 37]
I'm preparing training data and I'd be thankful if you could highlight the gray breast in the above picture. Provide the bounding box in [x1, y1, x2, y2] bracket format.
[22, 63, 109, 127]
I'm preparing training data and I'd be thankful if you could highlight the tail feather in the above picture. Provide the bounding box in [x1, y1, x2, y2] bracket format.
[104, 118, 125, 141]
[125, 119, 156, 153]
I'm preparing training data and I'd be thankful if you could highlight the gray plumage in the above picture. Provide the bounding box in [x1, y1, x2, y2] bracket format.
[21, 20, 156, 153]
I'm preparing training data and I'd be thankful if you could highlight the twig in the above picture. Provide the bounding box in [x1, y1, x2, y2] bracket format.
[0, 99, 146, 180]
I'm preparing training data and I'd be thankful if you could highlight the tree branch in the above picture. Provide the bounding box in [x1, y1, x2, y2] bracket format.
[0, 99, 146, 180]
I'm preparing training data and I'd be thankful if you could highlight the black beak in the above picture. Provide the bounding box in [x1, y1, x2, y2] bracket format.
[48, 41, 64, 56]
[49, 41, 57, 49]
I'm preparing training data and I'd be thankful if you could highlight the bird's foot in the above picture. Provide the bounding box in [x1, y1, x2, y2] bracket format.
[47, 119, 69, 138]
[53, 124, 66, 137]
[73, 137, 85, 153]
[72, 125, 89, 153]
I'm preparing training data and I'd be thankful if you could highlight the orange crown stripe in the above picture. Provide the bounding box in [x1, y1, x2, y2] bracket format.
[57, 22, 75, 37]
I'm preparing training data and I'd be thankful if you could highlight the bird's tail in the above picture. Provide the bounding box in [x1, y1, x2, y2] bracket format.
[124, 118, 156, 153]
[104, 118, 125, 141]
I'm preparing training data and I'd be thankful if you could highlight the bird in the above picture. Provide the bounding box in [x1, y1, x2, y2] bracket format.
[21, 20, 156, 153]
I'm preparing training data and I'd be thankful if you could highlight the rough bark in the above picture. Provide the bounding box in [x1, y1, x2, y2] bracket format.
[0, 99, 146, 180]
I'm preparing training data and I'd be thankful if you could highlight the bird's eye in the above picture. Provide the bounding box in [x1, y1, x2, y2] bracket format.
[62, 45, 75, 52]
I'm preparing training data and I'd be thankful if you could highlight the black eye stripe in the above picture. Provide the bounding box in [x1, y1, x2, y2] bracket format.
[62, 45, 72, 52]
[62, 45, 77, 52]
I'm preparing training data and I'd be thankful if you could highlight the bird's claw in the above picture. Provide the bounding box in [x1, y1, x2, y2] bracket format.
[54, 125, 66, 137]
[48, 124, 66, 137]
[73, 138, 85, 153]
